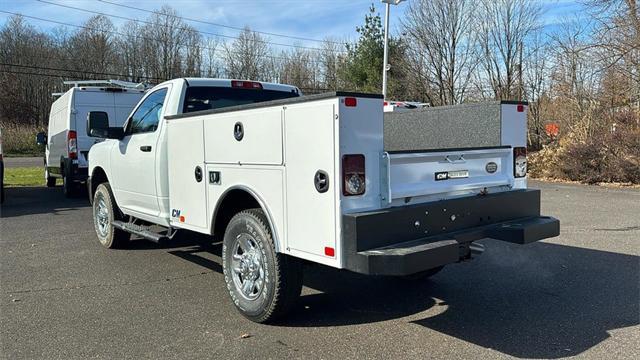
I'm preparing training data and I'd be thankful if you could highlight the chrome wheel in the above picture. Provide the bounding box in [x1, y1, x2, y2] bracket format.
[94, 194, 110, 239]
[231, 233, 265, 301]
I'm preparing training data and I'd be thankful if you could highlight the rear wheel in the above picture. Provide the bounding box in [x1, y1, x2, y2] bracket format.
[93, 183, 130, 248]
[222, 209, 302, 323]
[62, 173, 77, 197]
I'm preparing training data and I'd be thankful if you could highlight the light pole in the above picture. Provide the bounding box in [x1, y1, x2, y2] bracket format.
[381, 0, 404, 100]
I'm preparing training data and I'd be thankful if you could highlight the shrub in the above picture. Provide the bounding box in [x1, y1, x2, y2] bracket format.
[530, 112, 640, 184]
[1, 121, 44, 156]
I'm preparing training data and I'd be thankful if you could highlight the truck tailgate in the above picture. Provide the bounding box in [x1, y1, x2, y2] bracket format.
[383, 147, 512, 203]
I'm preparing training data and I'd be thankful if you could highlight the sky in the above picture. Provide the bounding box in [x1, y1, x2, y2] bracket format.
[0, 0, 589, 53]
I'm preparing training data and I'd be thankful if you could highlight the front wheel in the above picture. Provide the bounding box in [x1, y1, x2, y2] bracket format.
[222, 209, 302, 323]
[45, 163, 56, 187]
[92, 183, 130, 248]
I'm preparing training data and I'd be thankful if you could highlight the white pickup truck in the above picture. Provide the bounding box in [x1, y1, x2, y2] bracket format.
[87, 78, 559, 323]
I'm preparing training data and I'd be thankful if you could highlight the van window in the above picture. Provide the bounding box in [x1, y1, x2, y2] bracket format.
[129, 88, 168, 134]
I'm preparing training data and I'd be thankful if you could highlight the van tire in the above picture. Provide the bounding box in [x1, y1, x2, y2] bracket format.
[92, 183, 130, 248]
[222, 209, 302, 323]
[46, 175, 56, 187]
[62, 174, 76, 197]
[45, 163, 56, 187]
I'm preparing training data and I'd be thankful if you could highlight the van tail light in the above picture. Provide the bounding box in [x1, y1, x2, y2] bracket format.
[67, 130, 77, 159]
[231, 80, 263, 90]
[514, 147, 527, 178]
[342, 154, 366, 196]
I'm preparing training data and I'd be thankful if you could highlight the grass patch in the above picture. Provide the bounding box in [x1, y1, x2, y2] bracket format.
[4, 167, 45, 187]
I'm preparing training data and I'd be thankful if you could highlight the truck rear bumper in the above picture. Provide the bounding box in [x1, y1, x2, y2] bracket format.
[342, 189, 559, 276]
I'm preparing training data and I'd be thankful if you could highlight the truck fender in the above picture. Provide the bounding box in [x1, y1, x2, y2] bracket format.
[211, 185, 282, 253]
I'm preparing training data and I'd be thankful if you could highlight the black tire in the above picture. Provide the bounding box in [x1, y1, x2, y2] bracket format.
[401, 266, 445, 281]
[222, 209, 302, 323]
[62, 174, 77, 197]
[45, 161, 56, 187]
[92, 183, 130, 248]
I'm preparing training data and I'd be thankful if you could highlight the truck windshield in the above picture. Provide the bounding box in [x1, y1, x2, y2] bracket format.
[183, 86, 300, 113]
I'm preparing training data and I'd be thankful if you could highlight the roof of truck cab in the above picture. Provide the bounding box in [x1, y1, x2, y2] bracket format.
[156, 78, 300, 93]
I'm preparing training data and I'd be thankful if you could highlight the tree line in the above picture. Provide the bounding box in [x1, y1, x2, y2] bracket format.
[0, 0, 638, 159]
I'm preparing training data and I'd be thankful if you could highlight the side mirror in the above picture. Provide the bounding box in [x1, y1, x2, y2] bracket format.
[36, 132, 47, 145]
[87, 111, 124, 140]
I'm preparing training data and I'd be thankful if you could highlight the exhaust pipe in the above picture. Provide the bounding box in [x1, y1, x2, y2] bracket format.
[469, 242, 485, 256]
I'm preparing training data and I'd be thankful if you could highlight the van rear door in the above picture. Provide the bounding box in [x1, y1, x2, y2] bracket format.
[73, 89, 144, 166]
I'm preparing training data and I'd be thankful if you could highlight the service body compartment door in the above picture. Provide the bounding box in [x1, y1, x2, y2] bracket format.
[284, 100, 338, 265]
[166, 117, 208, 231]
[204, 107, 283, 165]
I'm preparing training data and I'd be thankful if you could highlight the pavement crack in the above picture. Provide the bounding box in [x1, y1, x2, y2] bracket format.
[594, 225, 640, 232]
[4, 270, 214, 295]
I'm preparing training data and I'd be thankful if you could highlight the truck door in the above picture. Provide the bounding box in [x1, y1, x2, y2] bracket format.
[111, 87, 169, 217]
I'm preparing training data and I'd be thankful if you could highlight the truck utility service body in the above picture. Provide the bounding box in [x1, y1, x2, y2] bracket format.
[87, 78, 559, 322]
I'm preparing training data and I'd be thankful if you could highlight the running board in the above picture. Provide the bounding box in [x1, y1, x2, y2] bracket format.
[112, 221, 169, 243]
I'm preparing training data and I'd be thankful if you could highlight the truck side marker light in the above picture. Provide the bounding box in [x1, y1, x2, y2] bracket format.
[324, 247, 335, 257]
[179, 216, 185, 223]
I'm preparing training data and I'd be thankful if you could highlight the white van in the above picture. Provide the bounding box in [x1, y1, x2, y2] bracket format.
[38, 80, 145, 197]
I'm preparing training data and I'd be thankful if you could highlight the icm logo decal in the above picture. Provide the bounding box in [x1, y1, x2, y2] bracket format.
[171, 209, 181, 218]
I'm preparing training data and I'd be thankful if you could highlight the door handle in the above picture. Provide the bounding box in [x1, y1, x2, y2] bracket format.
[314, 170, 330, 193]
[140, 145, 152, 152]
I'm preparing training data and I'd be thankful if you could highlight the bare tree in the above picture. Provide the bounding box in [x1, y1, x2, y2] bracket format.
[524, 33, 551, 149]
[401, 0, 478, 105]
[143, 5, 201, 80]
[67, 15, 118, 78]
[118, 20, 144, 81]
[320, 38, 342, 90]
[202, 37, 221, 78]
[550, 19, 601, 141]
[223, 27, 270, 80]
[478, 0, 541, 100]
[0, 15, 59, 126]
[279, 47, 320, 90]
[587, 0, 640, 113]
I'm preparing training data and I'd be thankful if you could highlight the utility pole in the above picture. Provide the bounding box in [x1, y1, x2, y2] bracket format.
[381, 0, 404, 99]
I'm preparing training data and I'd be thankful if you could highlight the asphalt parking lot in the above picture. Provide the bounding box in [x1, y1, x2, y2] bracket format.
[1, 181, 638, 359]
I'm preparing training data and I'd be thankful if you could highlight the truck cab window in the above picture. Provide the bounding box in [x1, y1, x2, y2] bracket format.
[183, 86, 299, 113]
[128, 88, 168, 134]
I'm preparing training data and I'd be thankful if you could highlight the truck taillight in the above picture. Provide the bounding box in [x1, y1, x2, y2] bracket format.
[514, 147, 527, 178]
[67, 130, 77, 159]
[344, 97, 357, 107]
[342, 154, 366, 196]
[231, 80, 263, 90]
